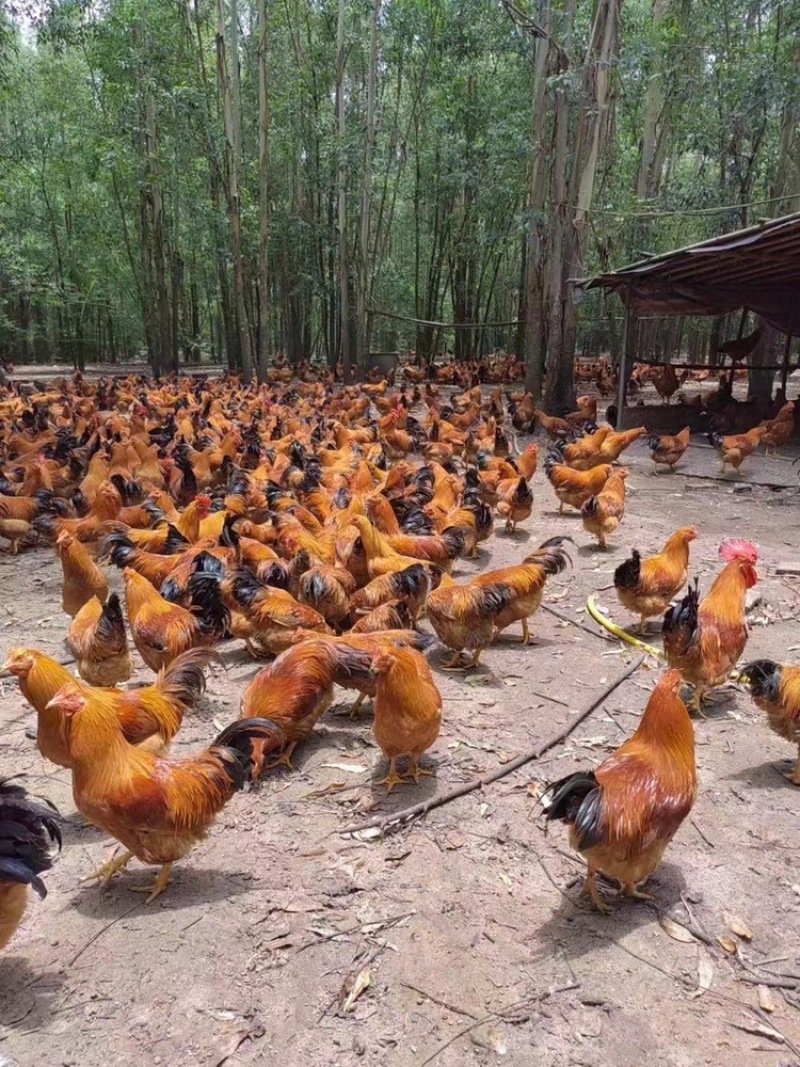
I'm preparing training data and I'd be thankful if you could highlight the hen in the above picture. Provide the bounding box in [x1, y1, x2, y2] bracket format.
[544, 451, 613, 513]
[495, 475, 533, 534]
[708, 426, 768, 475]
[541, 669, 696, 911]
[49, 682, 281, 902]
[67, 592, 132, 686]
[663, 539, 757, 712]
[648, 427, 690, 473]
[614, 526, 697, 631]
[371, 644, 442, 791]
[56, 530, 109, 617]
[741, 660, 800, 784]
[581, 469, 628, 549]
[426, 536, 571, 668]
[0, 778, 61, 951]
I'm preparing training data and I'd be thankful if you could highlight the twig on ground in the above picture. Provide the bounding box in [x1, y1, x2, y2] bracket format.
[417, 984, 580, 1067]
[541, 602, 615, 643]
[68, 900, 144, 966]
[399, 982, 479, 1019]
[341, 657, 644, 837]
[295, 911, 415, 955]
[690, 819, 715, 849]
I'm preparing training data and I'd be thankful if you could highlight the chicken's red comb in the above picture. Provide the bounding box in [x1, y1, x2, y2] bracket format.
[196, 494, 213, 508]
[719, 538, 758, 564]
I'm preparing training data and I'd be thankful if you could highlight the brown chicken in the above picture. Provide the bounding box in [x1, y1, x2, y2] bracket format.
[426, 536, 571, 668]
[67, 593, 132, 686]
[598, 427, 646, 464]
[495, 475, 533, 533]
[709, 426, 768, 475]
[544, 451, 613, 513]
[558, 425, 612, 471]
[761, 401, 795, 455]
[0, 779, 61, 951]
[371, 644, 442, 791]
[648, 427, 691, 473]
[56, 530, 109, 616]
[542, 669, 696, 911]
[124, 568, 229, 671]
[1, 647, 221, 766]
[663, 539, 758, 712]
[350, 563, 436, 624]
[240, 638, 374, 770]
[0, 517, 35, 554]
[741, 660, 800, 784]
[614, 527, 697, 631]
[48, 683, 281, 902]
[581, 469, 628, 549]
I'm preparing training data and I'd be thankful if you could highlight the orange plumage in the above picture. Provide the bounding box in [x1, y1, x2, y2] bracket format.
[67, 593, 132, 686]
[614, 526, 697, 630]
[648, 426, 690, 472]
[56, 529, 109, 616]
[709, 425, 768, 474]
[49, 683, 281, 902]
[581, 468, 628, 548]
[542, 669, 696, 910]
[742, 660, 800, 784]
[545, 451, 613, 513]
[663, 539, 758, 711]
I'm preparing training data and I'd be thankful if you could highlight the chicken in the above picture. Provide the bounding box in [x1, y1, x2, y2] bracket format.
[240, 638, 374, 770]
[544, 451, 613, 513]
[663, 539, 758, 712]
[598, 426, 646, 464]
[581, 468, 628, 549]
[426, 536, 571, 668]
[297, 562, 356, 631]
[67, 592, 132, 686]
[56, 529, 109, 616]
[653, 364, 680, 404]
[0, 778, 61, 951]
[349, 563, 436, 624]
[534, 410, 571, 440]
[648, 427, 691, 473]
[0, 517, 35, 554]
[371, 644, 442, 791]
[541, 669, 696, 911]
[708, 426, 768, 475]
[761, 401, 795, 455]
[558, 424, 612, 471]
[741, 660, 800, 784]
[123, 567, 229, 672]
[495, 475, 533, 534]
[48, 683, 281, 902]
[1, 646, 221, 766]
[614, 527, 697, 631]
[350, 599, 414, 633]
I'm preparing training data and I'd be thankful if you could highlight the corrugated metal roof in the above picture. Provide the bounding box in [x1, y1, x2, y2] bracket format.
[583, 211, 800, 334]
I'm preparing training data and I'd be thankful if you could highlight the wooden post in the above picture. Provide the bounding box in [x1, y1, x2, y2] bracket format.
[615, 295, 630, 429]
[781, 332, 792, 396]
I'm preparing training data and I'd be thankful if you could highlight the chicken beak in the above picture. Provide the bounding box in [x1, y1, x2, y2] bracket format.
[0, 661, 13, 677]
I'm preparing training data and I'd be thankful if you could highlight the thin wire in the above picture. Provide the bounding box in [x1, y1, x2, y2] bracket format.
[591, 192, 800, 220]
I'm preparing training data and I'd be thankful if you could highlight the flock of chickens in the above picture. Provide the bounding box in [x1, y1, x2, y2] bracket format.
[0, 370, 797, 954]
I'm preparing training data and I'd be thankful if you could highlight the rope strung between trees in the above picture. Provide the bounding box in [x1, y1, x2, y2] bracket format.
[369, 307, 523, 330]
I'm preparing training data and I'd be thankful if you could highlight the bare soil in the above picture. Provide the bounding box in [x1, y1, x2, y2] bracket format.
[1, 416, 799, 1066]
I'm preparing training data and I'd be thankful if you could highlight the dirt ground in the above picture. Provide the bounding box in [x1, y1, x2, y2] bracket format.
[1, 398, 800, 1066]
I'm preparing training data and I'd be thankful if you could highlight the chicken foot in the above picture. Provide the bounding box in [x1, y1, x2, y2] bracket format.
[380, 757, 408, 794]
[130, 863, 173, 904]
[348, 692, 367, 719]
[266, 742, 298, 772]
[584, 865, 611, 913]
[782, 747, 800, 785]
[441, 649, 482, 671]
[407, 756, 434, 784]
[83, 849, 135, 886]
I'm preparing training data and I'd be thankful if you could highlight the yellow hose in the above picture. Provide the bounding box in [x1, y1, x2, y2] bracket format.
[586, 595, 744, 682]
[586, 595, 665, 658]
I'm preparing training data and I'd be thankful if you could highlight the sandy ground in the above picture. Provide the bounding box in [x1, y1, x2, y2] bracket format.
[0, 416, 799, 1066]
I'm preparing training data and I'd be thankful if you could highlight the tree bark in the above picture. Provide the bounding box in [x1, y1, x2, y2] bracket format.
[256, 0, 271, 381]
[335, 0, 352, 382]
[355, 0, 379, 378]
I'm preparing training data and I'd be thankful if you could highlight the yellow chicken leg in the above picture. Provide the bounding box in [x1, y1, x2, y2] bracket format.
[585, 865, 611, 913]
[131, 863, 173, 904]
[348, 693, 367, 719]
[622, 882, 655, 902]
[408, 756, 435, 784]
[380, 758, 407, 793]
[83, 849, 134, 886]
[266, 742, 298, 771]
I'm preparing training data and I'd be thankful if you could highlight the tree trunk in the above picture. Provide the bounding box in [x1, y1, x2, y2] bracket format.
[256, 0, 271, 381]
[636, 0, 670, 199]
[143, 90, 171, 378]
[335, 0, 352, 382]
[217, 0, 254, 381]
[355, 0, 379, 378]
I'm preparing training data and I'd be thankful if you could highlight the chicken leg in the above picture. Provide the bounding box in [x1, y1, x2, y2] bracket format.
[584, 864, 611, 913]
[348, 692, 367, 719]
[621, 882, 655, 902]
[408, 756, 434, 784]
[784, 747, 800, 786]
[266, 742, 298, 771]
[83, 849, 135, 886]
[380, 757, 407, 793]
[131, 863, 173, 904]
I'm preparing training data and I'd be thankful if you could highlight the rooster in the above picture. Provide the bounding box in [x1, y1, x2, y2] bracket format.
[541, 670, 696, 911]
[426, 536, 571, 668]
[663, 539, 758, 713]
[741, 660, 800, 784]
[614, 527, 697, 632]
[0, 778, 61, 950]
[48, 683, 281, 902]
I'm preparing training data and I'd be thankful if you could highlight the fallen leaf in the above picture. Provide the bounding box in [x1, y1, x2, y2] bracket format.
[722, 910, 754, 941]
[352, 827, 382, 841]
[503, 679, 517, 687]
[464, 673, 492, 687]
[717, 935, 737, 954]
[757, 986, 777, 1013]
[691, 955, 714, 998]
[341, 965, 372, 1013]
[320, 762, 368, 774]
[659, 916, 696, 943]
[216, 1030, 254, 1066]
[302, 782, 349, 799]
